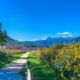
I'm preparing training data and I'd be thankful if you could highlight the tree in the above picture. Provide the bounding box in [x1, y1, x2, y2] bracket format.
[0, 22, 2, 32]
[0, 23, 6, 44]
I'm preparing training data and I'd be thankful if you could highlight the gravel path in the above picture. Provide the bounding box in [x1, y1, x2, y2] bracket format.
[0, 52, 29, 80]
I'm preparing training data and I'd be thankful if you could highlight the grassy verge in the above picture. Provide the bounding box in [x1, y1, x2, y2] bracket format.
[0, 51, 26, 68]
[28, 53, 55, 80]
[20, 52, 61, 80]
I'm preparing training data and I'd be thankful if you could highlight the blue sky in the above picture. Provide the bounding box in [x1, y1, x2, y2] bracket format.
[0, 0, 80, 41]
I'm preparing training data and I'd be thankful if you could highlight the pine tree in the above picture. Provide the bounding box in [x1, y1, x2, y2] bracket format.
[0, 22, 6, 44]
[0, 22, 2, 32]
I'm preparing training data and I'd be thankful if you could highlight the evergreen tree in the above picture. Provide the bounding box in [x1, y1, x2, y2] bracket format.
[0, 22, 6, 44]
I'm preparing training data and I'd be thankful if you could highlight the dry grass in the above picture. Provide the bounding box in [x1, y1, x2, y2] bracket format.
[5, 49, 26, 55]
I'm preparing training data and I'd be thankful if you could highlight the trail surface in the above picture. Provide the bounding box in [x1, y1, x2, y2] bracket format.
[0, 52, 29, 80]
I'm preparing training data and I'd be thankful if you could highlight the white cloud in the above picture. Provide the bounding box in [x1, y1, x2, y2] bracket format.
[57, 32, 73, 37]
[57, 32, 72, 35]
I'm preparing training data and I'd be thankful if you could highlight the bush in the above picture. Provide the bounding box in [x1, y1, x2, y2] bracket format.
[36, 43, 80, 80]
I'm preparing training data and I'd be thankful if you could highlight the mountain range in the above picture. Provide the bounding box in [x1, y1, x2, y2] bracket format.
[6, 36, 80, 47]
[30, 36, 80, 46]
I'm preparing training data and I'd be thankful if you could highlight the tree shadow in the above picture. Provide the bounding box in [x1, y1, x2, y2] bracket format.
[0, 60, 27, 80]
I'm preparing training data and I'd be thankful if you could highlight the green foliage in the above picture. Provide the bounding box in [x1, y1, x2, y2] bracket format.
[0, 32, 6, 43]
[52, 43, 64, 50]
[27, 53, 57, 80]
[36, 43, 80, 80]
[0, 23, 7, 44]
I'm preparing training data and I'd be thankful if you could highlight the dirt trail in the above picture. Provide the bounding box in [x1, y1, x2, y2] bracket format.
[0, 52, 29, 80]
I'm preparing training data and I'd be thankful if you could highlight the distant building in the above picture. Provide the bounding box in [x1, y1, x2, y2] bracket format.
[7, 43, 24, 50]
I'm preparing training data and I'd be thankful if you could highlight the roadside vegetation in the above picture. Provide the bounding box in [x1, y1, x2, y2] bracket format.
[21, 43, 80, 80]
[27, 53, 55, 80]
[35, 43, 80, 80]
[20, 51, 59, 80]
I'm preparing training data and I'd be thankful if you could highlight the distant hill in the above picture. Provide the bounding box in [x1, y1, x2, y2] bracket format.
[4, 34, 80, 47]
[6, 36, 19, 45]
[6, 36, 80, 47]
[29, 36, 80, 47]
[0, 25, 19, 45]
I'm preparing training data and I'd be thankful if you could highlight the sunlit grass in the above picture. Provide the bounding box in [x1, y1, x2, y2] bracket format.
[26, 52, 55, 80]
